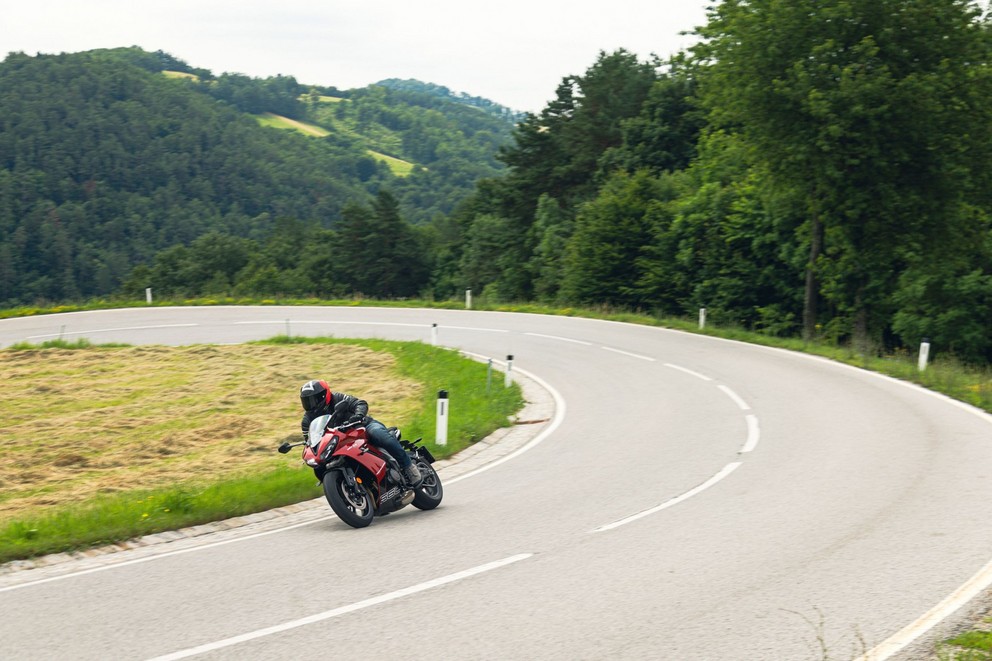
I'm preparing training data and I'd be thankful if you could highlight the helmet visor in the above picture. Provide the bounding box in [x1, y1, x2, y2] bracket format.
[301, 392, 323, 411]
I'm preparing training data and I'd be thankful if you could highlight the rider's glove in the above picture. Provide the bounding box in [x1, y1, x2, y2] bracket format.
[345, 414, 366, 427]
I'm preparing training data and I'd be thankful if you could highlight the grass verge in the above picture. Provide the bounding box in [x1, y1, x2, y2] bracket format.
[0, 335, 522, 564]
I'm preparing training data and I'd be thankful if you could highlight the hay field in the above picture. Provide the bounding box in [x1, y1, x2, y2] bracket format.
[0, 344, 421, 519]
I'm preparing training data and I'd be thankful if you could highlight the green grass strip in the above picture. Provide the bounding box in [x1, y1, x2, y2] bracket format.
[0, 337, 522, 564]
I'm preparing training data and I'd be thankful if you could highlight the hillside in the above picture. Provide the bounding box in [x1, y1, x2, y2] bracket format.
[0, 48, 515, 306]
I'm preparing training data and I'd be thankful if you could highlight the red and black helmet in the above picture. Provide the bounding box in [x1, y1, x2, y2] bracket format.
[300, 379, 332, 412]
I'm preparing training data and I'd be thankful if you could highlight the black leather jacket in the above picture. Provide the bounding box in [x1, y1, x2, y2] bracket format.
[301, 391, 370, 437]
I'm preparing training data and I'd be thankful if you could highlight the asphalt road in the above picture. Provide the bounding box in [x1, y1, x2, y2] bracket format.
[1, 306, 992, 660]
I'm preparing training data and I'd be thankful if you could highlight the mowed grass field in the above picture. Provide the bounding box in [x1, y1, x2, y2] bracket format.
[0, 343, 419, 520]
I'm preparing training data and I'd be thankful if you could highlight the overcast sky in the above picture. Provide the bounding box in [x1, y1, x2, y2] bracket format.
[3, 0, 712, 113]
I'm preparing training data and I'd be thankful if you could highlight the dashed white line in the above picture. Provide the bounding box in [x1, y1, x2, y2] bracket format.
[602, 346, 656, 361]
[664, 363, 713, 381]
[740, 414, 760, 453]
[234, 320, 428, 328]
[592, 463, 743, 533]
[524, 332, 593, 345]
[146, 553, 533, 660]
[718, 385, 751, 411]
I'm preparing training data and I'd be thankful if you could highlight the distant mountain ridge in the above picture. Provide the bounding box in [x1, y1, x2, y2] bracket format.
[374, 78, 525, 122]
[0, 47, 515, 305]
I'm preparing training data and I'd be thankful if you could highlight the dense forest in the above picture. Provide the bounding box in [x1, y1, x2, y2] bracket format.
[6, 0, 992, 364]
[0, 46, 514, 304]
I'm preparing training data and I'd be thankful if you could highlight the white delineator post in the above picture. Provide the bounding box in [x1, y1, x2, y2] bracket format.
[465, 289, 472, 310]
[436, 389, 449, 446]
[505, 354, 514, 387]
[431, 323, 438, 346]
[146, 287, 153, 304]
[918, 339, 931, 372]
[699, 308, 707, 329]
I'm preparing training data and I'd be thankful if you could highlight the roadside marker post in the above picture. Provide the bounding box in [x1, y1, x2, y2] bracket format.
[436, 390, 449, 446]
[505, 355, 514, 387]
[919, 339, 931, 372]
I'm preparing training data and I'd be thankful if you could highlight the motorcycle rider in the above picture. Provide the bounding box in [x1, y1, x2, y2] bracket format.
[299, 379, 422, 486]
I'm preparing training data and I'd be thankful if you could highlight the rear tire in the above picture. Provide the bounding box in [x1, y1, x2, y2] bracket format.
[323, 473, 375, 528]
[412, 460, 443, 510]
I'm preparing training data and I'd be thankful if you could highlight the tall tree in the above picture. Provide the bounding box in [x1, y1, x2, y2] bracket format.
[694, 0, 992, 347]
[334, 190, 429, 298]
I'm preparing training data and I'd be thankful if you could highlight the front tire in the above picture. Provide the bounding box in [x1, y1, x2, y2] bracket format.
[412, 460, 443, 510]
[323, 472, 375, 528]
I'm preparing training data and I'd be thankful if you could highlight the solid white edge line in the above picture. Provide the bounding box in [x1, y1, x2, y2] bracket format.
[717, 384, 751, 411]
[448, 356, 566, 485]
[145, 553, 533, 661]
[854, 555, 992, 661]
[0, 515, 333, 594]
[602, 346, 656, 361]
[27, 324, 197, 339]
[592, 462, 743, 533]
[663, 363, 713, 381]
[740, 414, 760, 454]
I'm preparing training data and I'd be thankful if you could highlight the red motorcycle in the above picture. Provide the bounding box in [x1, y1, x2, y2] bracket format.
[278, 413, 443, 528]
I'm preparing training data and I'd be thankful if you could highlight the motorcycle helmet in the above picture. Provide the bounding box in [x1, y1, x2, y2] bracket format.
[300, 379, 332, 412]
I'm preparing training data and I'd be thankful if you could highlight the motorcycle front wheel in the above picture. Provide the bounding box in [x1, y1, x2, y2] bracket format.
[412, 460, 443, 510]
[323, 473, 375, 528]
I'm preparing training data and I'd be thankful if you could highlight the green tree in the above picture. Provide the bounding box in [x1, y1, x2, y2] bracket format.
[559, 170, 675, 307]
[694, 0, 992, 348]
[334, 190, 429, 297]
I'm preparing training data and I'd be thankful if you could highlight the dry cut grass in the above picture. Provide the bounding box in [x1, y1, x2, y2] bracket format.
[0, 344, 421, 520]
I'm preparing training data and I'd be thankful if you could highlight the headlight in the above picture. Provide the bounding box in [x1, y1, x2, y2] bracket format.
[318, 439, 339, 463]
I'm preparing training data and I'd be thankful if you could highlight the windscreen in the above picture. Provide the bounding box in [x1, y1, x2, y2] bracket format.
[308, 414, 332, 447]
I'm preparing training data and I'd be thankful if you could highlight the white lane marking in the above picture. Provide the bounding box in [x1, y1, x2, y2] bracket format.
[663, 363, 713, 381]
[234, 320, 509, 333]
[740, 415, 760, 454]
[0, 516, 332, 594]
[524, 332, 593, 346]
[855, 554, 992, 661]
[27, 324, 197, 339]
[601, 346, 656, 361]
[146, 553, 533, 660]
[235, 320, 427, 328]
[447, 361, 566, 485]
[718, 385, 751, 411]
[440, 325, 509, 333]
[592, 463, 743, 533]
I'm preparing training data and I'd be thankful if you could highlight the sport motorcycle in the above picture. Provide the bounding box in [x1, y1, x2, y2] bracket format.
[278, 413, 442, 528]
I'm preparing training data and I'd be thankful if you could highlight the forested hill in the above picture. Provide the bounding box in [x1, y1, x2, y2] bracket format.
[0, 47, 514, 305]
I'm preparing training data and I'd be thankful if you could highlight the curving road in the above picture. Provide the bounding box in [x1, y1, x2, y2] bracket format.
[2, 306, 992, 660]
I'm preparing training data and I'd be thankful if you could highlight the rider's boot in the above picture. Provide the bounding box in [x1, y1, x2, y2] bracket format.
[402, 463, 422, 487]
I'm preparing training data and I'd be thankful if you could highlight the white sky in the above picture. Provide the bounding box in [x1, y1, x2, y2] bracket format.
[2, 0, 712, 113]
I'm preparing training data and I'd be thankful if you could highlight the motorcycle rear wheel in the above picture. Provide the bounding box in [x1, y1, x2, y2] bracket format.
[323, 473, 375, 528]
[412, 460, 443, 510]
